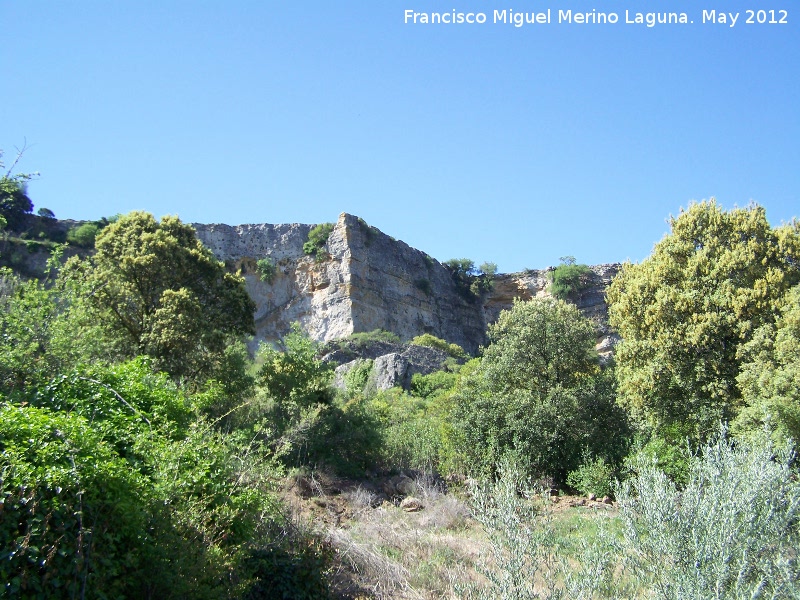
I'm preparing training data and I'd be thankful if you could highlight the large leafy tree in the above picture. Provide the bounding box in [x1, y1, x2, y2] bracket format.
[607, 200, 800, 440]
[450, 297, 630, 483]
[63, 211, 255, 380]
[733, 283, 800, 444]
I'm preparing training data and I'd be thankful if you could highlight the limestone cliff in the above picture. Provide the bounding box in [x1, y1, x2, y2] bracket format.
[193, 213, 619, 355]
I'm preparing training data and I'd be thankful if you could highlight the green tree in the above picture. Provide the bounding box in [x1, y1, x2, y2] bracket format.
[607, 200, 800, 440]
[444, 257, 476, 277]
[303, 222, 334, 260]
[258, 323, 334, 431]
[733, 283, 800, 444]
[66, 222, 99, 247]
[256, 256, 277, 283]
[0, 148, 36, 230]
[549, 257, 593, 301]
[62, 211, 255, 381]
[450, 298, 630, 483]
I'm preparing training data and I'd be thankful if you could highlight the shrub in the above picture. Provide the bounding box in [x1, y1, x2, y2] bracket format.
[458, 458, 562, 599]
[411, 369, 459, 400]
[66, 223, 99, 248]
[0, 403, 148, 599]
[342, 358, 374, 397]
[548, 259, 592, 301]
[256, 256, 277, 283]
[37, 207, 55, 219]
[410, 333, 467, 359]
[370, 388, 443, 473]
[414, 277, 432, 295]
[303, 223, 334, 260]
[567, 454, 614, 498]
[449, 298, 631, 483]
[617, 429, 800, 599]
[345, 329, 401, 347]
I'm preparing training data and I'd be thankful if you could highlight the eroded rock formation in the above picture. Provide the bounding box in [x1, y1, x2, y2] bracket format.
[193, 213, 619, 357]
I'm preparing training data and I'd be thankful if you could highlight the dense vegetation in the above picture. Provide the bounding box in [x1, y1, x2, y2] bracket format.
[1, 188, 798, 597]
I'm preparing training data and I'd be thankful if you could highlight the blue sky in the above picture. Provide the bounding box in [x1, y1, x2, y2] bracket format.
[3, 1, 798, 273]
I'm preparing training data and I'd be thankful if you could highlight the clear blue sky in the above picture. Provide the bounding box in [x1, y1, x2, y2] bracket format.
[3, 1, 798, 273]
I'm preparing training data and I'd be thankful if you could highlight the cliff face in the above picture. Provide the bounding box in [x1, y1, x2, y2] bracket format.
[193, 213, 619, 354]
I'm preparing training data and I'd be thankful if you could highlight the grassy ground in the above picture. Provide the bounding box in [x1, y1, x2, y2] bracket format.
[282, 472, 630, 599]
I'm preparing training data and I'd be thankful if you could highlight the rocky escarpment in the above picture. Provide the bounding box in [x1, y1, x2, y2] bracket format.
[193, 213, 620, 356]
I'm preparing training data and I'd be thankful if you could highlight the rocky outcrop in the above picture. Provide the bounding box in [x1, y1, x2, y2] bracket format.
[193, 213, 620, 355]
[329, 341, 458, 392]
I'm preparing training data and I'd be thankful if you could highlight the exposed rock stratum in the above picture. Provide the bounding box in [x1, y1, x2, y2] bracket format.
[193, 213, 619, 357]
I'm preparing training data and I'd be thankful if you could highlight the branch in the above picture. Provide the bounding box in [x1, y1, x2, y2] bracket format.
[78, 376, 152, 428]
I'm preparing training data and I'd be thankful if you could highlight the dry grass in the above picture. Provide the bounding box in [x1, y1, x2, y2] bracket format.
[284, 471, 627, 599]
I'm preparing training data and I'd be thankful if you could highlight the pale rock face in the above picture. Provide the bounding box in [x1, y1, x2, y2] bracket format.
[193, 213, 620, 355]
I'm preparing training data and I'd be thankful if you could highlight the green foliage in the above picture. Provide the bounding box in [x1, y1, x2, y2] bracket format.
[258, 324, 334, 431]
[37, 207, 55, 219]
[256, 256, 277, 283]
[617, 429, 800, 599]
[306, 398, 384, 476]
[733, 283, 800, 445]
[303, 222, 334, 260]
[449, 298, 631, 483]
[66, 222, 99, 247]
[343, 358, 374, 397]
[338, 328, 401, 349]
[411, 369, 459, 400]
[414, 277, 432, 295]
[244, 531, 334, 600]
[62, 211, 256, 381]
[444, 258, 496, 298]
[0, 403, 148, 599]
[0, 261, 108, 393]
[548, 259, 592, 301]
[410, 333, 467, 359]
[370, 387, 444, 473]
[0, 355, 291, 599]
[626, 425, 693, 487]
[607, 200, 800, 442]
[479, 261, 498, 277]
[566, 454, 615, 498]
[444, 257, 476, 277]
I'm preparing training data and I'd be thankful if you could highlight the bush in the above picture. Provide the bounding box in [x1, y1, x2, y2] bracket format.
[370, 388, 443, 473]
[0, 403, 149, 599]
[411, 369, 459, 400]
[343, 329, 401, 347]
[256, 256, 277, 283]
[617, 429, 800, 599]
[548, 259, 592, 301]
[303, 223, 334, 260]
[449, 298, 631, 483]
[567, 454, 615, 498]
[66, 223, 99, 248]
[414, 277, 432, 295]
[410, 333, 467, 359]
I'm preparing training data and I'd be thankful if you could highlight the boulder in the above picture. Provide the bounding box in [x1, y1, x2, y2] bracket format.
[400, 497, 424, 512]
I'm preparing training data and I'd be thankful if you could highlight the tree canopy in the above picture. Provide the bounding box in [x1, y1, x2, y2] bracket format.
[0, 148, 36, 230]
[63, 211, 255, 380]
[607, 200, 800, 440]
[450, 298, 630, 483]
